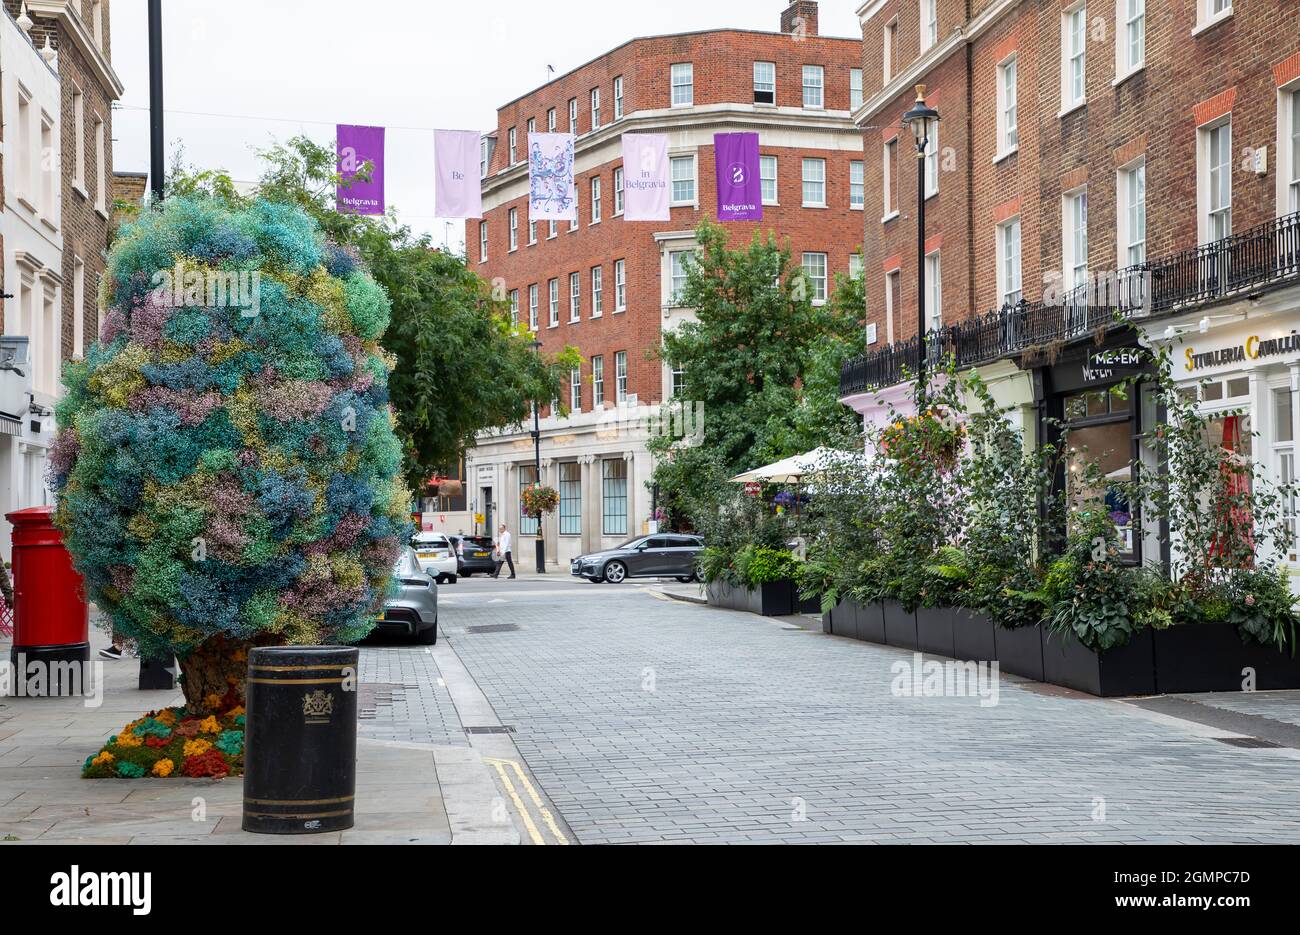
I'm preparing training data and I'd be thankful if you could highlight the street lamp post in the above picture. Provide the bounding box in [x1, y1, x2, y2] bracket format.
[529, 339, 545, 573]
[901, 85, 940, 410]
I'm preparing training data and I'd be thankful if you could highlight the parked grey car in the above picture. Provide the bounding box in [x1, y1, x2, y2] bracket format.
[571, 534, 704, 584]
[374, 548, 439, 644]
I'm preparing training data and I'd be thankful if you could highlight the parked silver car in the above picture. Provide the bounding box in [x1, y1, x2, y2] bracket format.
[374, 548, 439, 644]
[571, 534, 704, 584]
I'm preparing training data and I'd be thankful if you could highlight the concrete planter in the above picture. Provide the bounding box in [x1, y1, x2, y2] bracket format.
[915, 605, 956, 657]
[1152, 623, 1300, 693]
[882, 600, 919, 650]
[953, 609, 997, 663]
[1041, 627, 1157, 697]
[995, 623, 1044, 680]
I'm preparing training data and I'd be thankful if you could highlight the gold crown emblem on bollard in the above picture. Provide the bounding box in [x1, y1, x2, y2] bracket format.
[302, 689, 334, 718]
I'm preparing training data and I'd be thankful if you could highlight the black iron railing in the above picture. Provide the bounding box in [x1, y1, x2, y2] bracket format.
[841, 211, 1300, 397]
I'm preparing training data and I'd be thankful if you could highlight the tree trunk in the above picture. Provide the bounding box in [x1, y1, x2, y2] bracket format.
[177, 633, 284, 715]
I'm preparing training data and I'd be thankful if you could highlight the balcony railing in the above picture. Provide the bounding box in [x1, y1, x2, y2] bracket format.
[841, 211, 1300, 398]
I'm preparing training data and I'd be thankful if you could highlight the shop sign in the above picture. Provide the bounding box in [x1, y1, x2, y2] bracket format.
[1082, 347, 1144, 383]
[1184, 332, 1300, 372]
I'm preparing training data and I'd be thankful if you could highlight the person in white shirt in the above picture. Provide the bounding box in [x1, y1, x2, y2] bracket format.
[492, 524, 516, 579]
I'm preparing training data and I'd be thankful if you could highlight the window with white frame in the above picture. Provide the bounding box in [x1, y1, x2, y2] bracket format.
[802, 252, 828, 303]
[671, 155, 696, 204]
[72, 85, 85, 189]
[998, 217, 1023, 305]
[591, 88, 601, 129]
[920, 0, 938, 52]
[1062, 4, 1087, 111]
[760, 155, 778, 204]
[924, 122, 939, 197]
[614, 167, 625, 214]
[802, 65, 824, 109]
[754, 62, 776, 105]
[614, 259, 626, 311]
[1275, 386, 1298, 561]
[73, 255, 85, 356]
[885, 269, 900, 343]
[93, 114, 106, 211]
[1064, 188, 1089, 288]
[615, 351, 628, 402]
[548, 220, 557, 239]
[1199, 0, 1233, 29]
[559, 462, 582, 534]
[570, 368, 582, 412]
[568, 98, 577, 130]
[527, 117, 536, 137]
[569, 272, 581, 321]
[592, 355, 605, 406]
[479, 222, 488, 262]
[528, 283, 539, 331]
[670, 250, 692, 304]
[1120, 0, 1145, 74]
[601, 459, 627, 535]
[1119, 160, 1146, 266]
[671, 63, 694, 106]
[850, 161, 864, 209]
[570, 189, 580, 231]
[998, 55, 1018, 155]
[549, 278, 560, 327]
[528, 213, 537, 245]
[480, 138, 490, 178]
[592, 266, 604, 316]
[508, 207, 518, 251]
[91, 0, 103, 46]
[614, 75, 624, 119]
[43, 115, 55, 211]
[1287, 87, 1300, 213]
[591, 176, 602, 223]
[508, 127, 518, 164]
[509, 288, 519, 326]
[802, 158, 826, 207]
[850, 68, 864, 111]
[925, 251, 942, 331]
[883, 137, 898, 217]
[849, 253, 864, 280]
[547, 107, 556, 132]
[1202, 119, 1232, 242]
[671, 366, 685, 399]
[884, 19, 897, 82]
[519, 465, 539, 536]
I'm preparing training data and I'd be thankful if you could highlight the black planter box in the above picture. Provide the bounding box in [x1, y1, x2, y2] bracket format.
[882, 600, 919, 650]
[706, 579, 794, 616]
[915, 606, 955, 657]
[953, 609, 997, 662]
[798, 593, 822, 615]
[995, 624, 1044, 680]
[1152, 623, 1300, 693]
[828, 597, 859, 640]
[1041, 627, 1157, 697]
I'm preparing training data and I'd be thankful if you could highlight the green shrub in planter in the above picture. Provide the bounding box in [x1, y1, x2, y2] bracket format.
[1224, 568, 1299, 654]
[736, 545, 800, 588]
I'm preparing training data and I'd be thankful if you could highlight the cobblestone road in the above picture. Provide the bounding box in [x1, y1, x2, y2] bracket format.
[440, 577, 1300, 844]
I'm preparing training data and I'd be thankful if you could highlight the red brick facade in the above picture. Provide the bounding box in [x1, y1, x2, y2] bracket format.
[476, 6, 865, 414]
[857, 0, 1300, 345]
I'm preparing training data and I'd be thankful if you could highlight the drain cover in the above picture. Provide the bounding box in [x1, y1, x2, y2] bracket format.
[464, 725, 516, 734]
[466, 624, 521, 634]
[1214, 736, 1282, 749]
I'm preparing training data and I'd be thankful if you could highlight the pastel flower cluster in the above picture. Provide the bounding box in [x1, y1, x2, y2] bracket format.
[82, 704, 247, 779]
[50, 197, 411, 659]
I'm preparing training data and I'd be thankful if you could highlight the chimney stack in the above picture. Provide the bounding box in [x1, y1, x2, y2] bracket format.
[780, 1, 819, 38]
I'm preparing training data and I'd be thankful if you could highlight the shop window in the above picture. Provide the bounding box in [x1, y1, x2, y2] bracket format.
[519, 464, 539, 536]
[1064, 385, 1135, 557]
[1275, 388, 1297, 562]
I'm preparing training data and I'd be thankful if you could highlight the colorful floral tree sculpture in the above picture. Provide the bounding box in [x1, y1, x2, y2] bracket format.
[50, 197, 410, 725]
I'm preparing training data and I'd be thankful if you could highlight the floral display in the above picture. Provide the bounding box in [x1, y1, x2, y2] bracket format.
[82, 705, 247, 779]
[52, 196, 409, 773]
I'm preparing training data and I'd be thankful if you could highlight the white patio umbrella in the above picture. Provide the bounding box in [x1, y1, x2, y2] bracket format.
[729, 446, 846, 484]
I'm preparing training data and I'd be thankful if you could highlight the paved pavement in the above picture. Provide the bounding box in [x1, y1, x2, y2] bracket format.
[439, 574, 1300, 844]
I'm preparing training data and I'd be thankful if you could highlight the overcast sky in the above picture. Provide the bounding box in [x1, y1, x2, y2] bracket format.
[110, 0, 861, 251]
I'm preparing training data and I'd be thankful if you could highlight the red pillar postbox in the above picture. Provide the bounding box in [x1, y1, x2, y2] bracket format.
[7, 506, 90, 675]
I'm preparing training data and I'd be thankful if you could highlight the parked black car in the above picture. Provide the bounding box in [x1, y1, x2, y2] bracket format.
[449, 534, 497, 577]
[571, 534, 704, 584]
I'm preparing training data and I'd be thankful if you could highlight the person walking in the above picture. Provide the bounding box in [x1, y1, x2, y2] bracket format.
[492, 524, 516, 579]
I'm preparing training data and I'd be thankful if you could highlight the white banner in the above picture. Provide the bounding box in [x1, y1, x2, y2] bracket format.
[621, 133, 670, 222]
[433, 129, 483, 219]
[527, 132, 576, 221]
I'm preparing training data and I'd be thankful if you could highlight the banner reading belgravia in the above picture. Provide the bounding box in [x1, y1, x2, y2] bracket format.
[713, 132, 761, 222]
[434, 129, 483, 219]
[620, 133, 670, 222]
[528, 132, 576, 221]
[336, 124, 385, 215]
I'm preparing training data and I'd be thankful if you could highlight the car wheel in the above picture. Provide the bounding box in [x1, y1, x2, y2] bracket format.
[462, 572, 473, 578]
[604, 561, 627, 584]
[447, 575, 458, 585]
[675, 576, 693, 583]
[417, 620, 438, 645]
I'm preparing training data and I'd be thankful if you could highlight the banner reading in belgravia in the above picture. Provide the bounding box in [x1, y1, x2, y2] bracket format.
[528, 132, 576, 221]
[713, 132, 761, 222]
[336, 124, 385, 215]
[620, 133, 670, 222]
[434, 129, 483, 219]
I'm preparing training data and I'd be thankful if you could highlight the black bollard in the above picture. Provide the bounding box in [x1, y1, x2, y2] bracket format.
[242, 645, 359, 834]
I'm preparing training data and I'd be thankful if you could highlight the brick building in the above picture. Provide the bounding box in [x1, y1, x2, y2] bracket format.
[468, 1, 865, 567]
[843, 0, 1300, 568]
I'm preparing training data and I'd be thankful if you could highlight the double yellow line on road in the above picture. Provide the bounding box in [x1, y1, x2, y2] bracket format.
[484, 756, 569, 845]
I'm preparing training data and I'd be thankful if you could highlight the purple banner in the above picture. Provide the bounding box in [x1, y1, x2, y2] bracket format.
[434, 129, 482, 219]
[620, 133, 670, 222]
[713, 132, 762, 222]
[336, 124, 385, 215]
